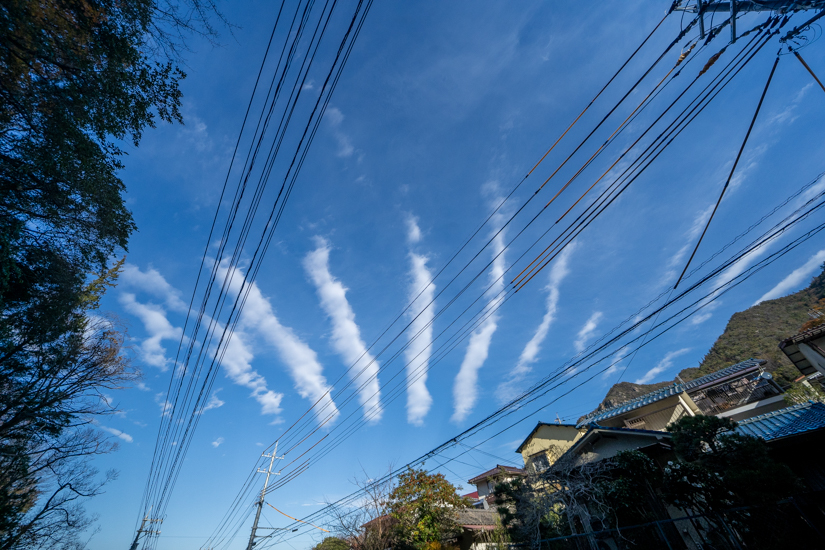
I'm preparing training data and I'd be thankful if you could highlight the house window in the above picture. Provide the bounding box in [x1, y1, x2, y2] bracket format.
[624, 417, 646, 430]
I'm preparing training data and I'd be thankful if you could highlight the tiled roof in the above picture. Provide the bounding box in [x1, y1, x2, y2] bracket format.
[778, 325, 825, 376]
[779, 324, 825, 347]
[462, 491, 479, 500]
[467, 465, 525, 485]
[577, 359, 766, 427]
[734, 401, 825, 441]
[456, 508, 499, 528]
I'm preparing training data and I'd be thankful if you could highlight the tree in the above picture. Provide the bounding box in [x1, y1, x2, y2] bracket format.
[328, 467, 397, 550]
[662, 415, 802, 548]
[389, 468, 470, 550]
[801, 297, 825, 331]
[496, 447, 664, 550]
[0, 267, 137, 549]
[664, 415, 800, 512]
[312, 537, 351, 550]
[0, 0, 221, 546]
[783, 380, 825, 405]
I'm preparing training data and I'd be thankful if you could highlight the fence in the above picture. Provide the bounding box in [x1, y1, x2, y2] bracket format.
[533, 493, 825, 550]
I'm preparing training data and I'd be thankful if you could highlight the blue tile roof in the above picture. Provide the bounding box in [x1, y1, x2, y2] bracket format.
[577, 359, 765, 428]
[734, 401, 825, 441]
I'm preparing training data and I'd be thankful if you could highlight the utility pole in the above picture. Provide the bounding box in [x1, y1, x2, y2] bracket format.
[129, 513, 163, 550]
[674, 0, 825, 42]
[246, 443, 283, 550]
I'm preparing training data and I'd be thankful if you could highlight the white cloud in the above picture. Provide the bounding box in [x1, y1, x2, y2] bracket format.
[304, 238, 382, 422]
[219, 325, 284, 416]
[601, 345, 631, 380]
[754, 249, 825, 305]
[99, 425, 134, 443]
[574, 311, 603, 353]
[498, 244, 575, 401]
[325, 107, 355, 158]
[405, 215, 422, 244]
[217, 263, 339, 424]
[119, 293, 183, 371]
[769, 82, 812, 126]
[690, 234, 778, 325]
[663, 204, 714, 285]
[453, 191, 507, 423]
[199, 390, 225, 414]
[211, 437, 225, 448]
[404, 217, 435, 425]
[120, 264, 187, 312]
[635, 348, 691, 384]
[799, 174, 825, 205]
[181, 112, 213, 153]
[155, 392, 173, 417]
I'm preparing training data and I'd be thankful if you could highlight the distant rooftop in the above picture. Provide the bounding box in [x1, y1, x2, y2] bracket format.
[734, 401, 825, 441]
[779, 323, 825, 347]
[577, 359, 766, 427]
[467, 464, 525, 485]
[514, 421, 578, 454]
[779, 324, 825, 376]
[457, 508, 499, 529]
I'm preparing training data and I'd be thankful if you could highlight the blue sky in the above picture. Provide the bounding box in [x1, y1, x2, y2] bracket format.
[83, 2, 825, 548]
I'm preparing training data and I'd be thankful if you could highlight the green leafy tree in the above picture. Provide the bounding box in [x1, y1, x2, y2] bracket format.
[662, 415, 803, 548]
[389, 468, 470, 550]
[312, 536, 351, 550]
[801, 296, 825, 331]
[0, 0, 223, 546]
[664, 415, 800, 511]
[783, 380, 825, 406]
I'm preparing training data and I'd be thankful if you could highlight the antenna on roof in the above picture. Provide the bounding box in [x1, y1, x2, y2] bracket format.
[555, 413, 561, 424]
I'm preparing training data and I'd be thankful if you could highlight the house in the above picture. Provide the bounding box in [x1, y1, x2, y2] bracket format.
[465, 465, 525, 509]
[560, 425, 673, 468]
[779, 323, 825, 377]
[733, 400, 825, 490]
[455, 509, 501, 550]
[576, 358, 785, 429]
[515, 422, 586, 472]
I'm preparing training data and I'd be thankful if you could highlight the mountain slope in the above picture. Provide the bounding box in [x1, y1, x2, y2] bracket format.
[592, 265, 825, 414]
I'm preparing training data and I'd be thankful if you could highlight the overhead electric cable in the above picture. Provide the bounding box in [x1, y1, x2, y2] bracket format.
[260, 18, 780, 500]
[273, 186, 825, 542]
[674, 53, 780, 288]
[204, 10, 812, 544]
[138, 1, 376, 543]
[516, 21, 780, 291]
[266, 10, 682, 455]
[792, 49, 825, 93]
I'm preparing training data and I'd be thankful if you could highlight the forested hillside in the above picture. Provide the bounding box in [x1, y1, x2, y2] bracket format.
[593, 265, 825, 413]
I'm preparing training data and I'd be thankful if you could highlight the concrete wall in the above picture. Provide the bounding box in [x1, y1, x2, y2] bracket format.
[575, 433, 667, 465]
[519, 424, 584, 470]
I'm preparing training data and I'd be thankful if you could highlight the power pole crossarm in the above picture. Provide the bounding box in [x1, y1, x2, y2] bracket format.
[129, 515, 163, 550]
[246, 443, 283, 550]
[674, 1, 825, 13]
